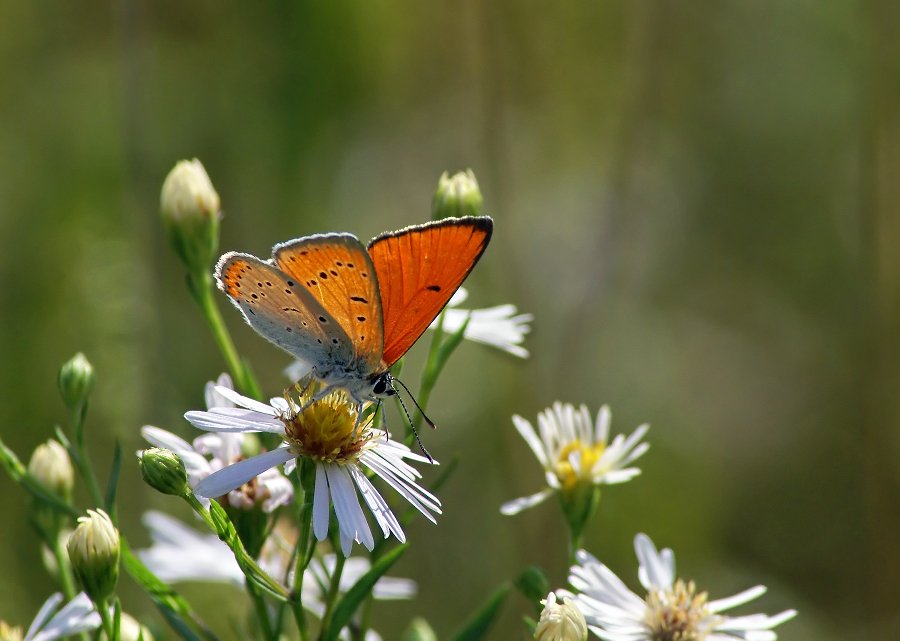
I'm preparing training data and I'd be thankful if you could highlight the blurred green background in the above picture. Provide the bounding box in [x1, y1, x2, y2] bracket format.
[1, 1, 898, 639]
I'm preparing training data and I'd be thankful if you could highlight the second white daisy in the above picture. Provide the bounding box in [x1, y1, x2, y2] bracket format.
[501, 402, 650, 516]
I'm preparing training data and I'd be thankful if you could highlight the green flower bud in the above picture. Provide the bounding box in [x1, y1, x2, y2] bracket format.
[28, 440, 74, 500]
[534, 593, 587, 641]
[58, 353, 95, 412]
[160, 158, 221, 273]
[139, 448, 189, 497]
[432, 170, 484, 220]
[68, 509, 120, 603]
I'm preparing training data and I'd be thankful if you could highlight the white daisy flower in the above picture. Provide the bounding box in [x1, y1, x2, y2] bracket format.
[1, 593, 101, 641]
[430, 287, 533, 358]
[501, 403, 649, 516]
[142, 373, 293, 512]
[567, 533, 797, 641]
[184, 383, 441, 555]
[138, 511, 415, 629]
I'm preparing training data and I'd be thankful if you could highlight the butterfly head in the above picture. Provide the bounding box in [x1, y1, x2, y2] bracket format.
[369, 371, 397, 399]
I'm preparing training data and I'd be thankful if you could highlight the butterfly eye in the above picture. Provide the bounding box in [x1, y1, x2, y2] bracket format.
[371, 374, 396, 397]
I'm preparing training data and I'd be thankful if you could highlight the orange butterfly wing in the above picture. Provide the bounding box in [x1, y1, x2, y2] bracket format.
[367, 216, 493, 368]
[272, 234, 384, 370]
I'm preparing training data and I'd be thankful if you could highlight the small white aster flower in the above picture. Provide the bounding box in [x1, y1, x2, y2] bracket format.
[535, 592, 588, 641]
[430, 287, 533, 358]
[2, 593, 101, 641]
[501, 403, 649, 516]
[138, 511, 415, 622]
[184, 382, 441, 555]
[567, 533, 797, 641]
[142, 373, 293, 512]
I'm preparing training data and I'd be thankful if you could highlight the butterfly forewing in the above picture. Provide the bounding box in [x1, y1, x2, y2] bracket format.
[367, 216, 493, 367]
[215, 253, 355, 367]
[272, 234, 384, 370]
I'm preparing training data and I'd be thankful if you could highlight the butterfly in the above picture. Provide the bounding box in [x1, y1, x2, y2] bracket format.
[215, 216, 493, 407]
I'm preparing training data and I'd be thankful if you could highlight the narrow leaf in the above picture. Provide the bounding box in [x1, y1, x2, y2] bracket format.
[322, 544, 409, 641]
[105, 439, 122, 520]
[448, 583, 511, 641]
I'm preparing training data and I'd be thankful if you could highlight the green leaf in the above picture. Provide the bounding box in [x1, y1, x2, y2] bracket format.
[448, 583, 511, 641]
[322, 544, 409, 641]
[121, 542, 218, 641]
[514, 566, 549, 613]
[105, 439, 122, 520]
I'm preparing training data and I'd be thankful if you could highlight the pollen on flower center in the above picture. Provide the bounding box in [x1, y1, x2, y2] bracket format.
[280, 388, 370, 464]
[644, 579, 711, 641]
[554, 439, 605, 490]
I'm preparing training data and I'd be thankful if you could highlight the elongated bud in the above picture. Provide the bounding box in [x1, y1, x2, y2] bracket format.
[432, 170, 483, 220]
[534, 593, 587, 641]
[139, 448, 189, 497]
[68, 509, 120, 603]
[28, 440, 74, 500]
[58, 353, 95, 413]
[160, 159, 221, 273]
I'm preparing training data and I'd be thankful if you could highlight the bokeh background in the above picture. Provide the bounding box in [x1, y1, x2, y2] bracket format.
[1, 1, 898, 639]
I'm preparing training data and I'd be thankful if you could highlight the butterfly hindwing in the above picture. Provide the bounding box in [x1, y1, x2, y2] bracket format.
[272, 234, 384, 370]
[215, 252, 355, 367]
[367, 216, 493, 367]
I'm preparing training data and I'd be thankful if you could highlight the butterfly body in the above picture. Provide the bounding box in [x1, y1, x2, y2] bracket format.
[215, 216, 493, 404]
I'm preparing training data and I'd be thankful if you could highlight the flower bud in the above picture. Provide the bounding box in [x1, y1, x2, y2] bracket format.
[68, 509, 120, 603]
[139, 448, 189, 497]
[58, 353, 95, 413]
[160, 159, 221, 273]
[28, 440, 74, 500]
[534, 593, 587, 641]
[403, 618, 438, 641]
[432, 170, 484, 220]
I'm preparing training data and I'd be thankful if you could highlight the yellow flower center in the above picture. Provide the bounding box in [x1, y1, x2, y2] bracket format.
[644, 579, 711, 641]
[280, 385, 370, 464]
[0, 622, 23, 641]
[554, 440, 605, 490]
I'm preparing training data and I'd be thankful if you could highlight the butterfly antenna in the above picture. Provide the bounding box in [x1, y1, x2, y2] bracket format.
[390, 382, 434, 463]
[391, 377, 437, 430]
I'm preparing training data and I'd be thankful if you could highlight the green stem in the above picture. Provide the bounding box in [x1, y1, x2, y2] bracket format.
[247, 581, 275, 641]
[51, 535, 77, 600]
[189, 270, 263, 400]
[97, 598, 117, 641]
[319, 553, 346, 638]
[68, 408, 104, 508]
[291, 463, 316, 641]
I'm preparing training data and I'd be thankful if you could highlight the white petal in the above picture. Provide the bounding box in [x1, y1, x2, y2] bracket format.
[512, 415, 550, 467]
[25, 593, 63, 641]
[31, 593, 100, 641]
[324, 464, 374, 552]
[142, 426, 192, 452]
[634, 533, 674, 590]
[184, 409, 285, 434]
[351, 466, 405, 541]
[205, 374, 235, 409]
[313, 463, 331, 541]
[212, 386, 278, 415]
[595, 405, 611, 443]
[708, 585, 767, 613]
[500, 488, 554, 515]
[194, 447, 294, 498]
